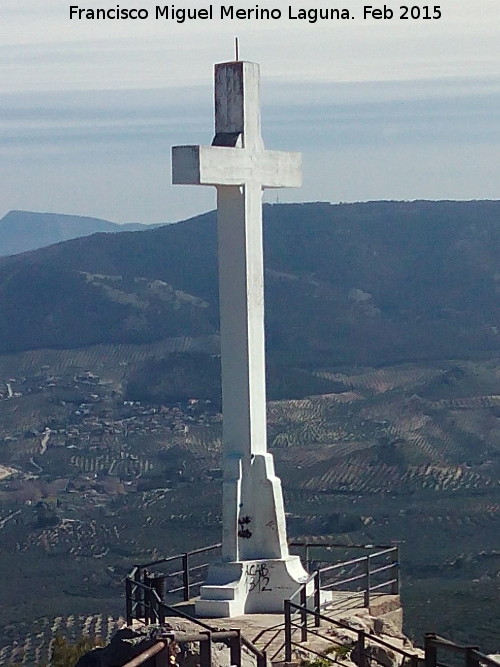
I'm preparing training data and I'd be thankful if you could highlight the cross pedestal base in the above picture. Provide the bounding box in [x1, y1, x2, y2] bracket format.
[195, 555, 309, 617]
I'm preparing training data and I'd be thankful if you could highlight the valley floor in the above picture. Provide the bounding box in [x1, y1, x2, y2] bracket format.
[0, 344, 499, 660]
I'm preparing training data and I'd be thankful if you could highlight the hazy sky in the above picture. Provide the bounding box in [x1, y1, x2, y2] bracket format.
[1, 0, 499, 223]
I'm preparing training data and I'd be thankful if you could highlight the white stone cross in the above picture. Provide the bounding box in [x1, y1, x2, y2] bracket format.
[172, 61, 307, 617]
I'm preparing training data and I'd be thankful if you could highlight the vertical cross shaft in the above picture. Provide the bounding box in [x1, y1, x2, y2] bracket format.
[215, 63, 267, 467]
[213, 64, 282, 562]
[172, 62, 307, 616]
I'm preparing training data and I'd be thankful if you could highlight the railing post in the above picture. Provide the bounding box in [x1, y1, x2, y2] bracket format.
[152, 595, 159, 624]
[300, 585, 307, 643]
[357, 631, 368, 667]
[466, 648, 480, 667]
[155, 642, 169, 667]
[257, 651, 267, 667]
[134, 567, 143, 621]
[144, 572, 152, 624]
[424, 633, 437, 667]
[314, 570, 321, 628]
[125, 577, 133, 625]
[364, 557, 371, 608]
[200, 631, 212, 667]
[182, 553, 190, 602]
[391, 547, 400, 595]
[284, 600, 292, 663]
[305, 544, 310, 572]
[158, 599, 166, 625]
[229, 630, 242, 667]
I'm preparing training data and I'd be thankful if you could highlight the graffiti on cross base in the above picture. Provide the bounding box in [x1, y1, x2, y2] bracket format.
[245, 562, 272, 593]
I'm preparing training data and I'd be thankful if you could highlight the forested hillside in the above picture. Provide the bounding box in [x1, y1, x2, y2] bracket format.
[0, 200, 499, 365]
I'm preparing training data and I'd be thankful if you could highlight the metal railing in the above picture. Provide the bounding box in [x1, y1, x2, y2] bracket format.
[284, 601, 421, 667]
[125, 543, 222, 624]
[282, 543, 402, 665]
[125, 575, 213, 630]
[124, 543, 494, 667]
[121, 629, 267, 667]
[126, 542, 398, 628]
[290, 542, 400, 607]
[424, 634, 499, 667]
[122, 638, 169, 667]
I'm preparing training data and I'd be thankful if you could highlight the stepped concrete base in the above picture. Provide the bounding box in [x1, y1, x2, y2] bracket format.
[195, 555, 310, 617]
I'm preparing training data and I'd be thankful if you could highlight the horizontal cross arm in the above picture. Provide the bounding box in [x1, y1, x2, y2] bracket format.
[172, 145, 301, 188]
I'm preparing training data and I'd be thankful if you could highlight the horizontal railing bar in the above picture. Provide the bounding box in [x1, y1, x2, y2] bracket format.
[167, 585, 188, 594]
[148, 571, 209, 583]
[241, 634, 266, 659]
[160, 570, 184, 579]
[432, 643, 479, 655]
[433, 647, 495, 665]
[189, 563, 211, 573]
[289, 542, 396, 550]
[122, 641, 167, 667]
[131, 543, 221, 571]
[429, 636, 463, 648]
[187, 543, 222, 556]
[429, 636, 479, 651]
[369, 563, 397, 576]
[322, 573, 366, 588]
[163, 569, 184, 578]
[143, 565, 190, 578]
[321, 592, 364, 608]
[369, 579, 397, 592]
[167, 581, 204, 594]
[134, 555, 181, 570]
[367, 547, 398, 559]
[172, 630, 239, 642]
[318, 556, 368, 571]
[167, 579, 204, 594]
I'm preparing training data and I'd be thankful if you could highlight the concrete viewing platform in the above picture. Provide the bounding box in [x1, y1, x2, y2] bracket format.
[155, 594, 403, 663]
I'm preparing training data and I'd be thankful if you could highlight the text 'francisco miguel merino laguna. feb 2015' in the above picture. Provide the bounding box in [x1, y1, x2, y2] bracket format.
[69, 4, 443, 22]
[69, 5, 353, 21]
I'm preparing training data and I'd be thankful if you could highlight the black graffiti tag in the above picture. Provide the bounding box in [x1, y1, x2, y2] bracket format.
[238, 515, 253, 539]
[245, 563, 272, 593]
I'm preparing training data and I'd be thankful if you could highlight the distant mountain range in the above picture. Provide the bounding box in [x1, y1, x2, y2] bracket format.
[0, 210, 164, 256]
[0, 200, 499, 365]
